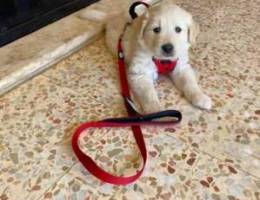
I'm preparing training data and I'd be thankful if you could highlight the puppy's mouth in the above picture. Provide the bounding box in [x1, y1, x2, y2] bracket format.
[162, 52, 174, 58]
[153, 55, 178, 62]
[153, 57, 178, 62]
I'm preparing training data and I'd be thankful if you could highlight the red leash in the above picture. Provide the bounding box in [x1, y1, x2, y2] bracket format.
[71, 2, 182, 185]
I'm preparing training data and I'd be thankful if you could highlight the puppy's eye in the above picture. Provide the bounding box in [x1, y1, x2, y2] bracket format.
[175, 26, 182, 33]
[153, 27, 161, 34]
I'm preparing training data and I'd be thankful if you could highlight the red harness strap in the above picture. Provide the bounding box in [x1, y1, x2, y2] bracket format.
[153, 57, 178, 74]
[71, 36, 182, 185]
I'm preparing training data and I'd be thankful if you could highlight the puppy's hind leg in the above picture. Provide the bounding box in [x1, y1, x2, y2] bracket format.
[79, 9, 108, 22]
[170, 64, 212, 110]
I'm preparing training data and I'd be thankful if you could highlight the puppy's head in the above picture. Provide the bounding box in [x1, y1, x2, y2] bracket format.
[137, 1, 199, 60]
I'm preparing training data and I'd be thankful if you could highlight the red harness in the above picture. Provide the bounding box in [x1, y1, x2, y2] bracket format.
[152, 57, 178, 74]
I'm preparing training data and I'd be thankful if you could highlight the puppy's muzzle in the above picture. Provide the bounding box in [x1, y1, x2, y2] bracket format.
[161, 43, 174, 56]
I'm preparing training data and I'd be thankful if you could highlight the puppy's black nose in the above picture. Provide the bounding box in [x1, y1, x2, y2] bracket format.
[161, 43, 174, 54]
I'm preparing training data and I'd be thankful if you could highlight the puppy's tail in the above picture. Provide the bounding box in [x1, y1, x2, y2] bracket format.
[79, 9, 108, 23]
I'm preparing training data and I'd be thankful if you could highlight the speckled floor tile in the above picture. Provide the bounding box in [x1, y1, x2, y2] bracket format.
[1, 0, 259, 199]
[44, 35, 260, 178]
[41, 131, 259, 200]
[43, 38, 118, 94]
[0, 76, 81, 200]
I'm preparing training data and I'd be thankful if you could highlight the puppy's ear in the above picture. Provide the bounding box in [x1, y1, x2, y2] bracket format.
[188, 19, 200, 45]
[140, 12, 150, 37]
[132, 12, 150, 39]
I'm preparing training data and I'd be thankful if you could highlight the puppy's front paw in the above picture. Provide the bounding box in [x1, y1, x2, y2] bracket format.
[191, 93, 212, 110]
[142, 101, 163, 114]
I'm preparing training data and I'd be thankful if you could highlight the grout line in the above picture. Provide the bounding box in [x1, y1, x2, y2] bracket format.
[36, 162, 77, 200]
[192, 146, 260, 180]
[166, 133, 260, 180]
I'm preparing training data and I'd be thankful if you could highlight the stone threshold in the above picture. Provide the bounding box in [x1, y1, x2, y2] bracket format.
[0, 9, 103, 96]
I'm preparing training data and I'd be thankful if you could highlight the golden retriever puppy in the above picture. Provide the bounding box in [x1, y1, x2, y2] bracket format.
[80, 0, 212, 113]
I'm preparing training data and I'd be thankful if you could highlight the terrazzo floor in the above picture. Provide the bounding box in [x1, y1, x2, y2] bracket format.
[0, 0, 259, 199]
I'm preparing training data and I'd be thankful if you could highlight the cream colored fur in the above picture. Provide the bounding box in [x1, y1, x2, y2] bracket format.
[80, 0, 212, 113]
